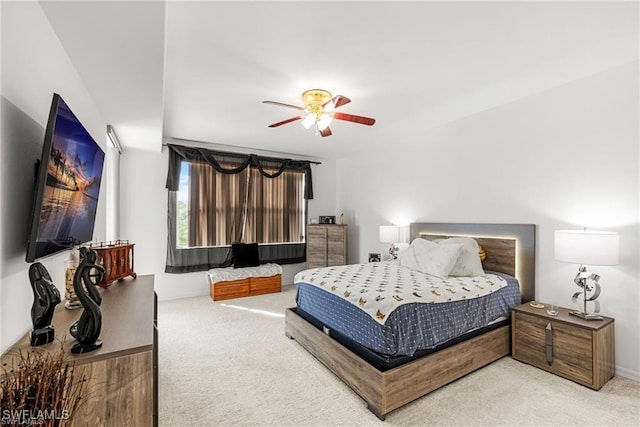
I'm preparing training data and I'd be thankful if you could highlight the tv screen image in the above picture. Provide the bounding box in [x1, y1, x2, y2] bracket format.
[26, 93, 105, 263]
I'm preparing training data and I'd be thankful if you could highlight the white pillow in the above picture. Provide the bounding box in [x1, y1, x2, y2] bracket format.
[399, 238, 463, 278]
[395, 242, 411, 257]
[435, 237, 485, 277]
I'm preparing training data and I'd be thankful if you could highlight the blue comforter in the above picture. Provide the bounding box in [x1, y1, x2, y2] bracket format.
[295, 271, 521, 356]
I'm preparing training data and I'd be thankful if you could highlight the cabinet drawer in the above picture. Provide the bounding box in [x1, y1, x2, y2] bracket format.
[250, 275, 281, 295]
[212, 279, 250, 301]
[513, 312, 593, 385]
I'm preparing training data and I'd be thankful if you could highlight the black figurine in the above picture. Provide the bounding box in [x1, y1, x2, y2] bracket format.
[28, 262, 61, 346]
[69, 247, 105, 354]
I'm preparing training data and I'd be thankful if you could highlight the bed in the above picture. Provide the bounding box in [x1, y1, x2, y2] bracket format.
[285, 223, 535, 420]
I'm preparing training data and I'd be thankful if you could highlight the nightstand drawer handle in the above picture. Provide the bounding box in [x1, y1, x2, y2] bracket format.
[545, 323, 553, 364]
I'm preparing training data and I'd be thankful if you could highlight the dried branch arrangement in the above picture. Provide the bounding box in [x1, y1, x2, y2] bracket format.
[0, 345, 89, 426]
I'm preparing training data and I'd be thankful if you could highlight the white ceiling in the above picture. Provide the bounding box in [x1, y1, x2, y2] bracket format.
[41, 1, 639, 160]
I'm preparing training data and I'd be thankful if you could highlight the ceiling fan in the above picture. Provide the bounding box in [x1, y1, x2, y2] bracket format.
[263, 89, 376, 137]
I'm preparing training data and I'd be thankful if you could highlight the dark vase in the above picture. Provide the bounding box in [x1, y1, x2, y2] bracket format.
[28, 262, 61, 346]
[69, 247, 105, 354]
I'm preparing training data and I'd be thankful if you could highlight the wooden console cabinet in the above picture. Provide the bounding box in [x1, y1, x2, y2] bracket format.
[1, 275, 158, 426]
[512, 303, 615, 390]
[90, 240, 137, 287]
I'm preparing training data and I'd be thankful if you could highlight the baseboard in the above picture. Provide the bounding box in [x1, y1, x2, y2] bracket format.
[157, 282, 295, 302]
[615, 365, 640, 382]
[157, 289, 209, 301]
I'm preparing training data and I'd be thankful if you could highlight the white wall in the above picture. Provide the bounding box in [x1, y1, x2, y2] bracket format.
[0, 2, 108, 353]
[336, 62, 640, 380]
[119, 148, 336, 300]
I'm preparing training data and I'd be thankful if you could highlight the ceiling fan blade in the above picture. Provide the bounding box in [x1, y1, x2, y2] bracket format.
[334, 112, 376, 126]
[263, 100, 305, 111]
[268, 116, 303, 128]
[323, 95, 351, 112]
[319, 126, 332, 137]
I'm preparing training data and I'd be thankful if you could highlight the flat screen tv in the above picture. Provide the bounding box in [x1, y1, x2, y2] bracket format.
[25, 93, 105, 263]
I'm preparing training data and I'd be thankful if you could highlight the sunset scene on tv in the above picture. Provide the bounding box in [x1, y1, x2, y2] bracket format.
[35, 97, 105, 256]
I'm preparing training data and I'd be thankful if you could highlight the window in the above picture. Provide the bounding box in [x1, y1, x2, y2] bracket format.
[176, 161, 305, 248]
[105, 142, 121, 241]
[165, 145, 314, 273]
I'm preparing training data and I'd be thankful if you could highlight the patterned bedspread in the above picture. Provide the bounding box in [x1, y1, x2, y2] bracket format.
[294, 261, 507, 325]
[295, 261, 522, 356]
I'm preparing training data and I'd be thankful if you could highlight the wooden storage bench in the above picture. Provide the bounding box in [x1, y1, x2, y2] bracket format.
[208, 264, 282, 301]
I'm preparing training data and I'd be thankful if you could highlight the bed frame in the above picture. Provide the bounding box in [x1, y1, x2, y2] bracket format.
[285, 223, 535, 420]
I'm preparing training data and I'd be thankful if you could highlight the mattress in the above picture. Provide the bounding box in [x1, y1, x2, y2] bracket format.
[295, 264, 521, 356]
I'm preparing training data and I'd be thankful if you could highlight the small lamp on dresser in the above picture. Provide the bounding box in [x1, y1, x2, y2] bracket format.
[379, 225, 400, 259]
[554, 228, 619, 320]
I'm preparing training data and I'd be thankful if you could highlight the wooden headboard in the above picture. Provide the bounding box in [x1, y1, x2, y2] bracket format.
[410, 223, 536, 302]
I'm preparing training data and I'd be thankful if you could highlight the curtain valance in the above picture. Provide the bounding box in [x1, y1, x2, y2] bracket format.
[165, 144, 314, 199]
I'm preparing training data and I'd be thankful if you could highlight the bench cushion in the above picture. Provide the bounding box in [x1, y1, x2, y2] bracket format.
[207, 263, 283, 284]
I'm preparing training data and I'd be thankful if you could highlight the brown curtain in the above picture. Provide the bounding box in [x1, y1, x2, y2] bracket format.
[187, 162, 250, 247]
[245, 168, 304, 244]
[186, 163, 303, 247]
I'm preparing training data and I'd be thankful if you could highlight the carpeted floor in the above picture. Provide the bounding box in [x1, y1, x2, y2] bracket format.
[158, 285, 640, 426]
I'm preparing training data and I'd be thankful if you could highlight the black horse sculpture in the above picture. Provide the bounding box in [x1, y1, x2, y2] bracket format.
[69, 248, 105, 354]
[28, 262, 61, 346]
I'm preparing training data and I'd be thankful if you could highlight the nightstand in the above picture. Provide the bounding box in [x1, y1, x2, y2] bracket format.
[511, 303, 615, 390]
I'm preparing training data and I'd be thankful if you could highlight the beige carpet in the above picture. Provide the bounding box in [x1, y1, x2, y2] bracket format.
[158, 286, 640, 426]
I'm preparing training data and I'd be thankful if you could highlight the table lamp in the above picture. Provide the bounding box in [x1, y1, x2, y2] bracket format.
[554, 229, 619, 320]
[379, 225, 400, 259]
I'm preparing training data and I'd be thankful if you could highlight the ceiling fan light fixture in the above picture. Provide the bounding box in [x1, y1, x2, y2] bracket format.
[317, 113, 333, 131]
[302, 89, 332, 107]
[301, 113, 316, 130]
[264, 89, 374, 136]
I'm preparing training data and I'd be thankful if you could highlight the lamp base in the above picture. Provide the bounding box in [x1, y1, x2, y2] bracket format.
[569, 310, 603, 321]
[388, 244, 399, 260]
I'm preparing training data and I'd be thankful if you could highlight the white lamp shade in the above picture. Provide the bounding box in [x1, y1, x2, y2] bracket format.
[554, 230, 619, 266]
[317, 113, 333, 130]
[301, 113, 315, 130]
[379, 225, 399, 243]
